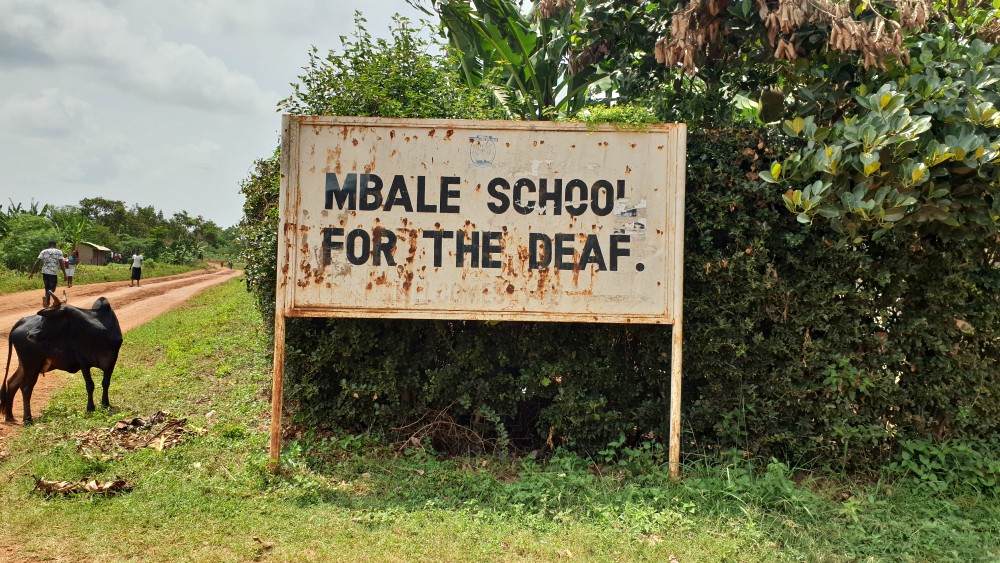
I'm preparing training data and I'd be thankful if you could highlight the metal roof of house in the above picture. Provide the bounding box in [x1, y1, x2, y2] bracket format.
[80, 241, 112, 251]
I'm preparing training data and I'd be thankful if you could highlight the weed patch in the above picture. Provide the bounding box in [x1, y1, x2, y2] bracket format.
[0, 280, 996, 562]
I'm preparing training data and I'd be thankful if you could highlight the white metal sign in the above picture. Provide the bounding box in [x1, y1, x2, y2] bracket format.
[271, 116, 687, 478]
[276, 116, 686, 323]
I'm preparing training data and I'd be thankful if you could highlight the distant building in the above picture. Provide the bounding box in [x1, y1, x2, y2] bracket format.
[78, 241, 112, 265]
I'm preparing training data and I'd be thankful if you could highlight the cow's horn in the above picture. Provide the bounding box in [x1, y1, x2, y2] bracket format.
[49, 290, 62, 308]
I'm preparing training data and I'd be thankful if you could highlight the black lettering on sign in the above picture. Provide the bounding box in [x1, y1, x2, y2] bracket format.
[529, 233, 551, 269]
[487, 178, 510, 214]
[538, 178, 562, 215]
[325, 173, 358, 210]
[359, 174, 383, 211]
[554, 233, 575, 270]
[372, 227, 397, 266]
[513, 178, 536, 215]
[579, 234, 606, 270]
[416, 176, 437, 213]
[321, 227, 344, 265]
[456, 230, 480, 267]
[482, 231, 502, 269]
[440, 176, 461, 213]
[345, 229, 370, 266]
[423, 230, 453, 267]
[564, 179, 588, 217]
[385, 175, 414, 212]
[610, 234, 630, 271]
[590, 180, 614, 216]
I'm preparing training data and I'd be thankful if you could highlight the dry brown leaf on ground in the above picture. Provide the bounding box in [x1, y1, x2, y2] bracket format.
[33, 475, 132, 496]
[76, 410, 202, 460]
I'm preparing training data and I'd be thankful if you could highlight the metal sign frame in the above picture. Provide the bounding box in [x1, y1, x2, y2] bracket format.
[270, 116, 686, 476]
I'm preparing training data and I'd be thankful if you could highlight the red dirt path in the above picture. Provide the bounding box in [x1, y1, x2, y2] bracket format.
[0, 266, 242, 443]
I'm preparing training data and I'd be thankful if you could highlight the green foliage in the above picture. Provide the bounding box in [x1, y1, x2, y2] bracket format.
[238, 152, 280, 325]
[683, 129, 1000, 468]
[890, 438, 1000, 496]
[279, 13, 503, 119]
[77, 197, 227, 263]
[240, 124, 1000, 469]
[767, 31, 1000, 239]
[159, 238, 207, 265]
[0, 214, 60, 270]
[3, 279, 998, 562]
[411, 0, 610, 120]
[571, 103, 656, 130]
[238, 8, 1000, 472]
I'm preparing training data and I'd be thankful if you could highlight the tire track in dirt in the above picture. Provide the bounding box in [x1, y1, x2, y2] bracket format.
[1, 266, 243, 443]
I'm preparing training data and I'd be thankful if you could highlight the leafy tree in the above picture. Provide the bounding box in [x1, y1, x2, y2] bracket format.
[239, 152, 280, 318]
[78, 197, 130, 234]
[0, 214, 60, 271]
[84, 223, 119, 250]
[280, 13, 504, 119]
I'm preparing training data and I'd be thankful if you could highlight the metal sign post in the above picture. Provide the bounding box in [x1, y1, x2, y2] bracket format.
[269, 116, 686, 476]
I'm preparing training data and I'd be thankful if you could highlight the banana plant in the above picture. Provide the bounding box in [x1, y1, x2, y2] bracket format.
[57, 216, 91, 251]
[410, 0, 610, 120]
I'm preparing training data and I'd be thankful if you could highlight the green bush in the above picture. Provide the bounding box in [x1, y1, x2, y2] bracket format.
[890, 438, 1000, 496]
[243, 126, 999, 469]
[239, 17, 999, 471]
[0, 214, 60, 270]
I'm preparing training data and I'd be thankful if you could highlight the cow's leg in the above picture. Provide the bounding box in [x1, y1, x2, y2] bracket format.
[1, 366, 24, 423]
[20, 369, 39, 425]
[100, 367, 113, 409]
[82, 367, 96, 412]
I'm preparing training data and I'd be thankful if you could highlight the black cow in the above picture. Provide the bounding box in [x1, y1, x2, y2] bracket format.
[2, 293, 123, 424]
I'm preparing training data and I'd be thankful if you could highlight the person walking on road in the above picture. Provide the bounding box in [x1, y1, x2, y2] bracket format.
[28, 240, 66, 308]
[65, 247, 79, 288]
[130, 250, 144, 287]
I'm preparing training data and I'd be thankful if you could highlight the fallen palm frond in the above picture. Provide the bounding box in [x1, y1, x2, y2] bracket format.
[33, 476, 132, 497]
[75, 410, 204, 461]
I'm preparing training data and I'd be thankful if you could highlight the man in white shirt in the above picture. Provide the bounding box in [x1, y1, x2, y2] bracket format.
[28, 240, 66, 308]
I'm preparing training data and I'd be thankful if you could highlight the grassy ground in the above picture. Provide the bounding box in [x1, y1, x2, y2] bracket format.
[0, 280, 996, 562]
[0, 261, 204, 295]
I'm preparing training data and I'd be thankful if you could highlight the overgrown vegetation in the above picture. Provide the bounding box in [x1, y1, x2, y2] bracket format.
[0, 281, 995, 561]
[237, 3, 1000, 477]
[0, 197, 237, 269]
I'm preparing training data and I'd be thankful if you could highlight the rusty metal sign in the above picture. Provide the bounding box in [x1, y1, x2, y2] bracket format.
[271, 116, 688, 478]
[276, 116, 686, 323]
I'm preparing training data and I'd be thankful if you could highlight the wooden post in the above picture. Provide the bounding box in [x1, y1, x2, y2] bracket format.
[669, 319, 683, 478]
[269, 114, 295, 473]
[668, 125, 686, 479]
[268, 312, 287, 472]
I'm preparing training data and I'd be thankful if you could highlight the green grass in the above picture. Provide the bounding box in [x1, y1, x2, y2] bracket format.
[0, 280, 997, 562]
[0, 261, 206, 295]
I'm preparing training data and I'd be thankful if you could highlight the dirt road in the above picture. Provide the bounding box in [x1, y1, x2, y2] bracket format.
[0, 266, 243, 441]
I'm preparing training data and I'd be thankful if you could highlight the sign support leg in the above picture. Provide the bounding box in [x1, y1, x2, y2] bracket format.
[669, 319, 683, 478]
[268, 312, 287, 473]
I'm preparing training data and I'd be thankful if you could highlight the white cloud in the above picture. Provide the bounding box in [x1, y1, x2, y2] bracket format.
[0, 88, 92, 136]
[169, 0, 342, 35]
[0, 0, 277, 114]
[120, 139, 223, 180]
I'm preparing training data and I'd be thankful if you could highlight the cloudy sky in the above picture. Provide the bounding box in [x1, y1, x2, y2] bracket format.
[0, 0, 427, 228]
